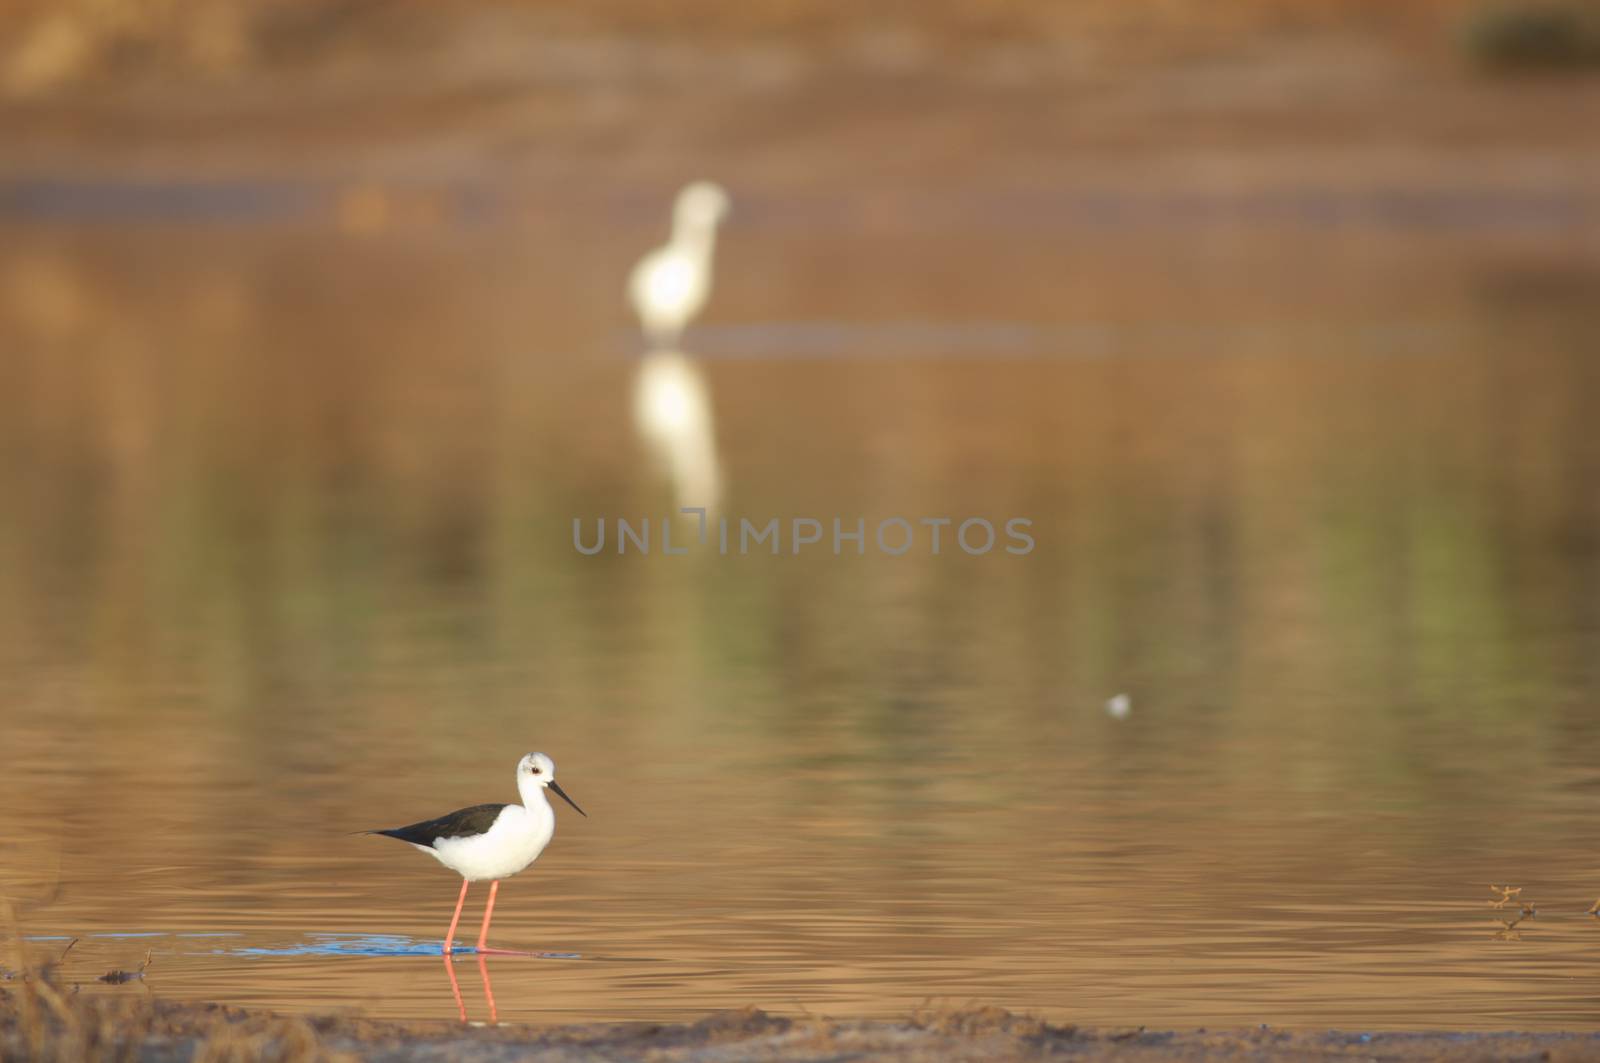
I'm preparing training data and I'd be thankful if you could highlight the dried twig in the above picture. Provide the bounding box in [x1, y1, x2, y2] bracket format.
[98, 949, 153, 984]
[1489, 885, 1523, 910]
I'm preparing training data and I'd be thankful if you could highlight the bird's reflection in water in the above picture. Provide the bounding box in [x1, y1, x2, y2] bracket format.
[444, 952, 498, 1024]
[632, 348, 722, 511]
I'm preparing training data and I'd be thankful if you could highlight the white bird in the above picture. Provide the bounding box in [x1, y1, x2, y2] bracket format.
[366, 752, 585, 955]
[629, 181, 730, 349]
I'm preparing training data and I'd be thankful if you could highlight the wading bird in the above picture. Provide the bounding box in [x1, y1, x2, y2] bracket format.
[366, 752, 585, 955]
[629, 181, 730, 348]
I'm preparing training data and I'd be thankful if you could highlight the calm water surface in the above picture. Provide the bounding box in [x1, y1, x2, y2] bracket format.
[1, 192, 1598, 1028]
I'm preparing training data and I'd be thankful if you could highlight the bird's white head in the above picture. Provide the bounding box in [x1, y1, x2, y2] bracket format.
[516, 752, 587, 816]
[517, 751, 555, 780]
[675, 181, 730, 229]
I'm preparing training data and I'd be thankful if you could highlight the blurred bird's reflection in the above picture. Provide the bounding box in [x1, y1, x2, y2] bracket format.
[632, 348, 722, 511]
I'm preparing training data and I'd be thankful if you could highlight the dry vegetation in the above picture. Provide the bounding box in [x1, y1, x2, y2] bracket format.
[1461, 0, 1600, 66]
[0, 979, 344, 1063]
[2, 0, 1595, 182]
[9, 980, 1600, 1062]
[0, 0, 1546, 96]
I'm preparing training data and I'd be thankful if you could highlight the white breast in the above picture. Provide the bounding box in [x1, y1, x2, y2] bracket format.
[630, 247, 707, 339]
[424, 804, 554, 882]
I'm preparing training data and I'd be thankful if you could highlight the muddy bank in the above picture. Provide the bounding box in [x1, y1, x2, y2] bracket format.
[5, 988, 1600, 1062]
[2, 0, 1597, 197]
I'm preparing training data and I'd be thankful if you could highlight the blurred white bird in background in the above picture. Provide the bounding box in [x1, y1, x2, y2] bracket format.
[629, 181, 730, 349]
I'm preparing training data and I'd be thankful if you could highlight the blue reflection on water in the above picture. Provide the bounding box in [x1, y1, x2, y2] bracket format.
[233, 935, 581, 958]
[26, 932, 578, 958]
[236, 934, 439, 957]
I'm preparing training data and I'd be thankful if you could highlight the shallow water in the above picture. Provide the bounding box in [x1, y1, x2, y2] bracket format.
[1, 186, 1598, 1029]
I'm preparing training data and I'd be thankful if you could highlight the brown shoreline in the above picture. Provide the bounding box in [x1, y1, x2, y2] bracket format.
[3, 5, 1598, 191]
[6, 990, 1600, 1062]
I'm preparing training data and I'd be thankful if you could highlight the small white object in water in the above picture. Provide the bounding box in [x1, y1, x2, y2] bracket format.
[629, 181, 731, 349]
[1105, 693, 1131, 719]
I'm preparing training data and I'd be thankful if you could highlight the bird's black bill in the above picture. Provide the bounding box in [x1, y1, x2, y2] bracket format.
[550, 780, 587, 817]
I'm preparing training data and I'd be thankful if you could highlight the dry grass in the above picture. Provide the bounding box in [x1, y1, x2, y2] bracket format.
[0, 0, 1507, 95]
[0, 0, 252, 94]
[1461, 0, 1600, 68]
[1, 904, 348, 1063]
[0, 977, 350, 1063]
[7, 971, 1600, 1061]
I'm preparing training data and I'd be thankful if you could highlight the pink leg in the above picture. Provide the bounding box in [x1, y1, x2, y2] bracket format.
[476, 952, 498, 1024]
[443, 952, 467, 1022]
[475, 880, 536, 955]
[443, 878, 470, 955]
[475, 880, 500, 952]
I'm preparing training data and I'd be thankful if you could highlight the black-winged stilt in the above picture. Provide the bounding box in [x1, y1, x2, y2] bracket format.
[366, 752, 585, 955]
[628, 181, 730, 349]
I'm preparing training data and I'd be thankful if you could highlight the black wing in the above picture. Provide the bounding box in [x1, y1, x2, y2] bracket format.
[371, 803, 509, 847]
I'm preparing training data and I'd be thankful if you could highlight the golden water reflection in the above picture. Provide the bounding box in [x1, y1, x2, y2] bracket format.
[1, 208, 1598, 1030]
